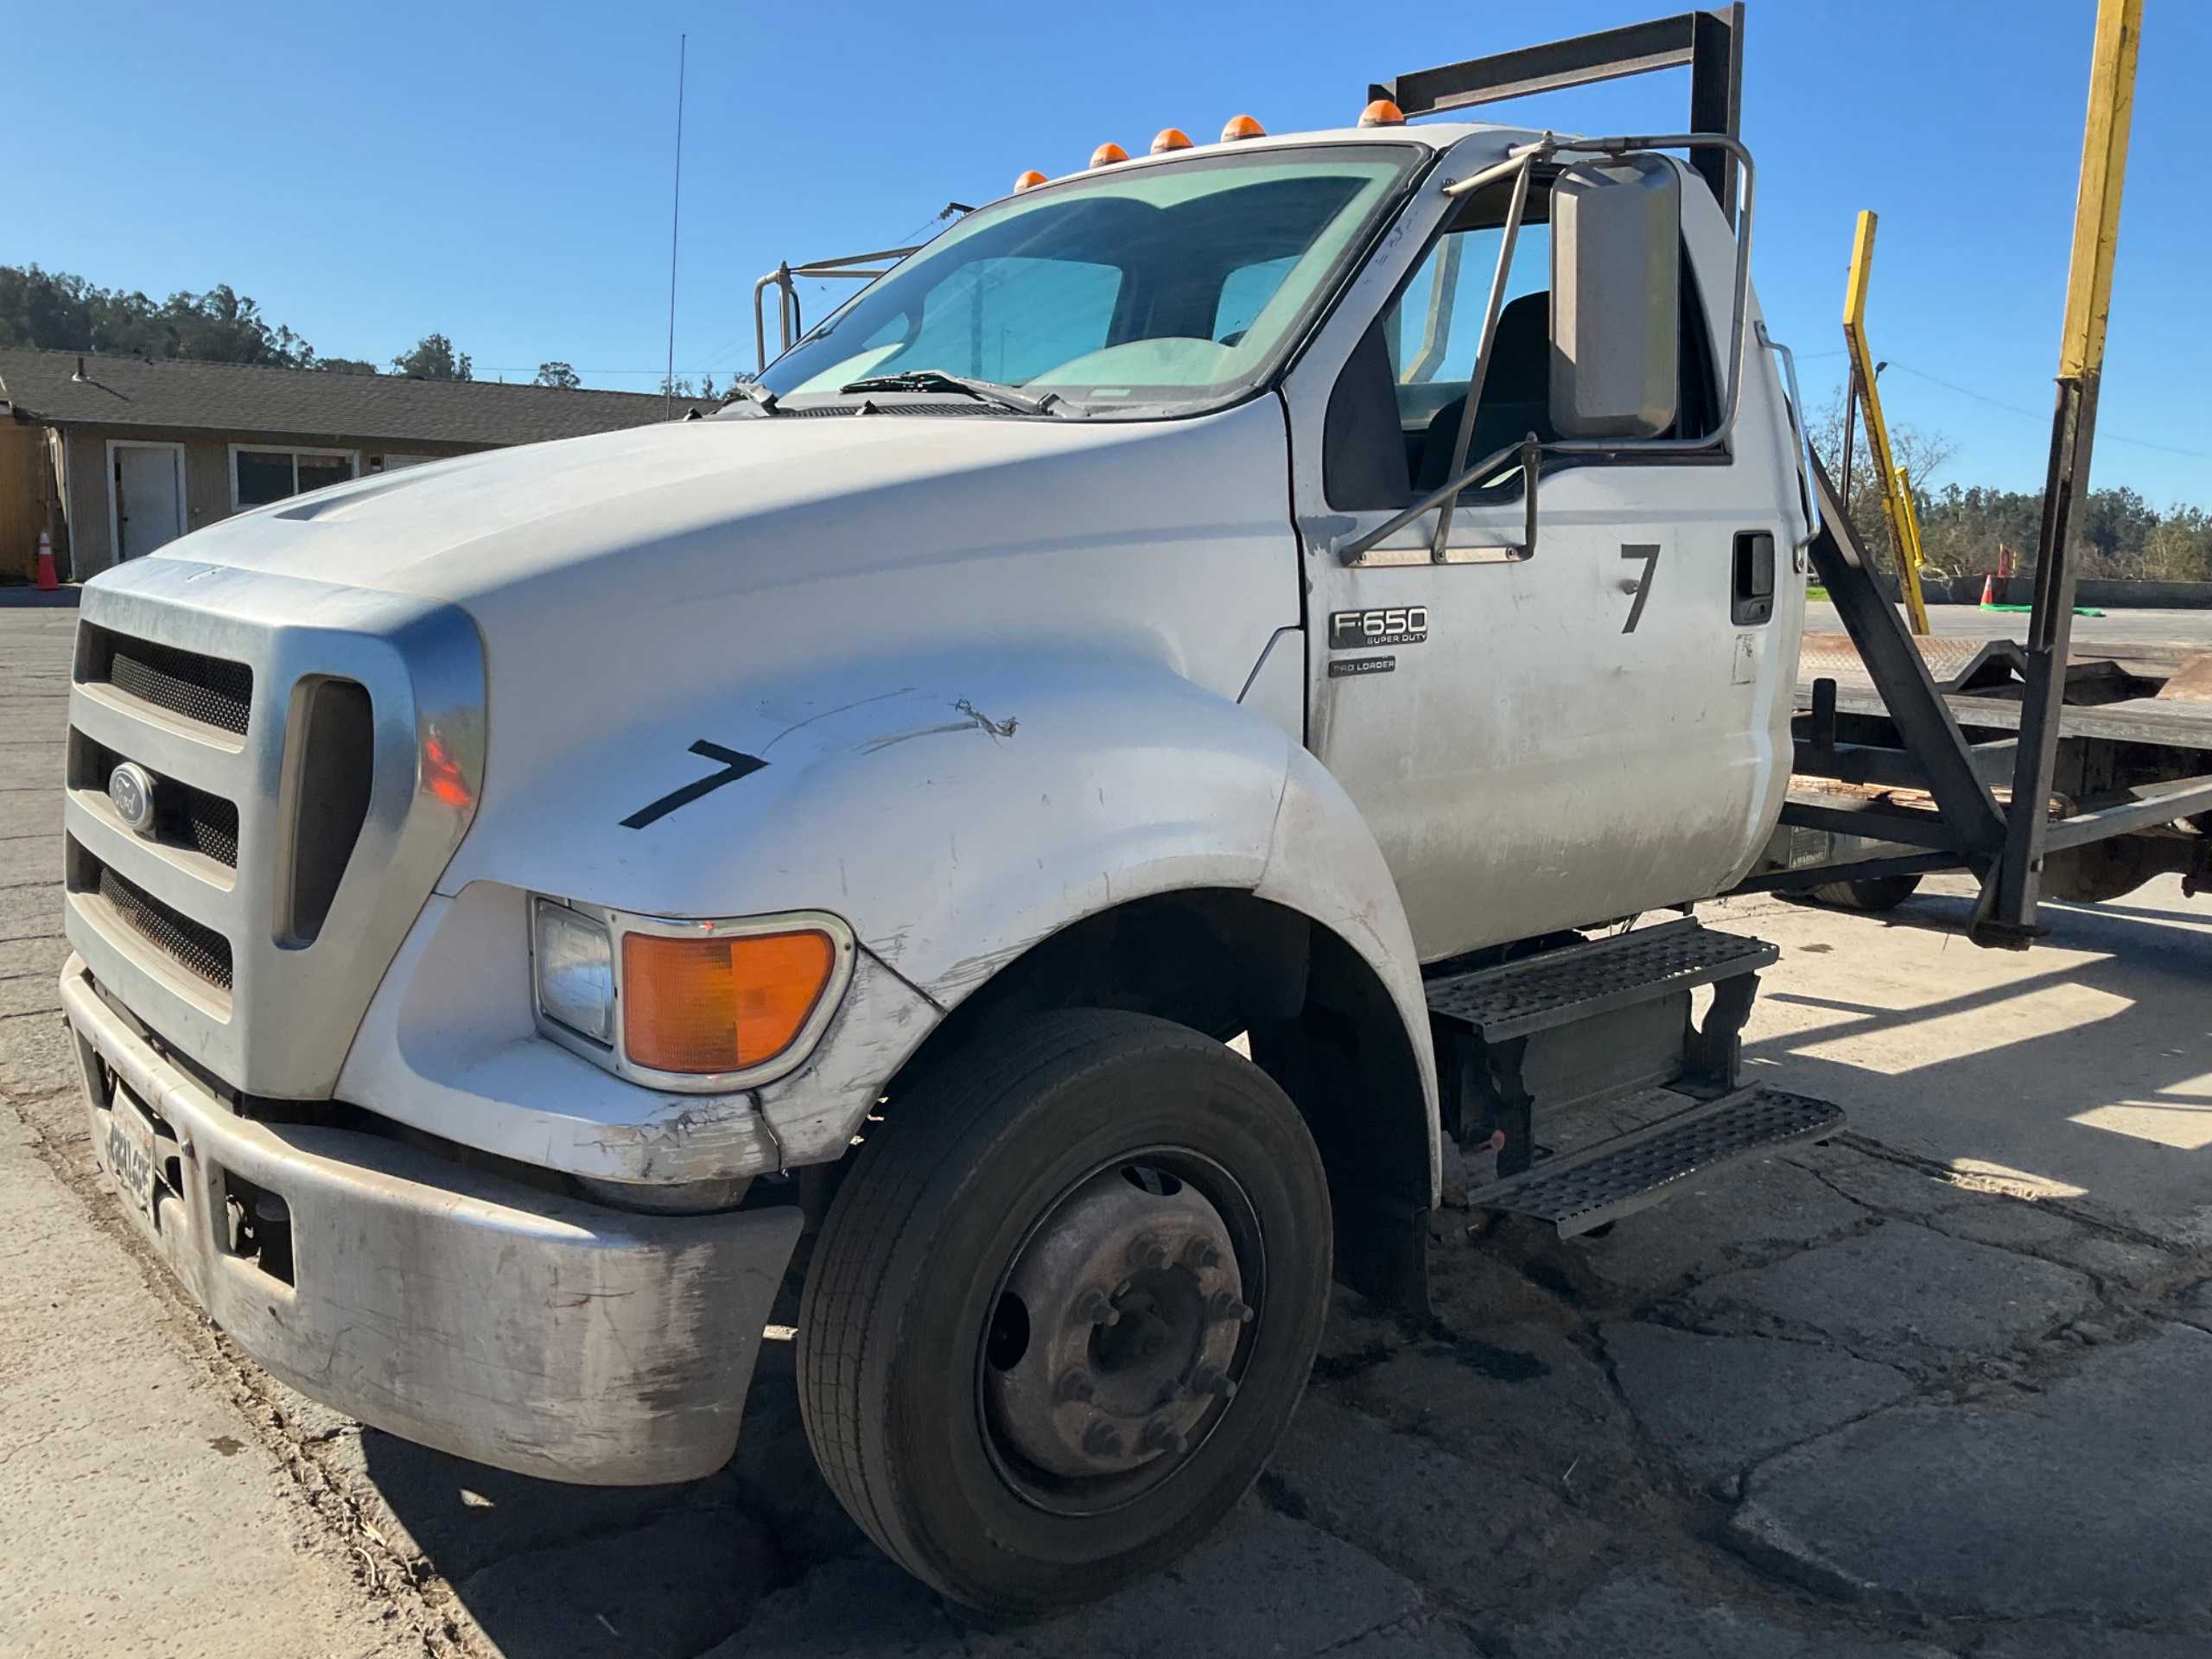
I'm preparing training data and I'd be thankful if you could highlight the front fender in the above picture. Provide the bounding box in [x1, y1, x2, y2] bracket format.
[430, 648, 1434, 1182]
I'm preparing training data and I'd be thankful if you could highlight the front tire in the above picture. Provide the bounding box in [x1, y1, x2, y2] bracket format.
[797, 1009, 1332, 1613]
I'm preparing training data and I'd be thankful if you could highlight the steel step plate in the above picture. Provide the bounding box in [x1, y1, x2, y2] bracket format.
[1468, 1087, 1845, 1237]
[1424, 918, 1779, 1042]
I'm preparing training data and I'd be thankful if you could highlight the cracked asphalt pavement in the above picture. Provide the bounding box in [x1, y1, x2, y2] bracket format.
[4, 594, 2210, 1657]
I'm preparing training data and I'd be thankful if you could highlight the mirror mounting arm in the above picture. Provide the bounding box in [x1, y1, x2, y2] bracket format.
[1332, 129, 1757, 570]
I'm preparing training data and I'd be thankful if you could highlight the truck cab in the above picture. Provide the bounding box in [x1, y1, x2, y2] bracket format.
[58, 87, 1823, 1614]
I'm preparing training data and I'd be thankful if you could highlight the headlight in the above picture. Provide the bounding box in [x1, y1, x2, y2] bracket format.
[531, 897, 855, 1092]
[533, 900, 615, 1043]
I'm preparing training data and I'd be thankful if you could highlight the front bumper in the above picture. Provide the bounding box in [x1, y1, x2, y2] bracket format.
[60, 957, 803, 1486]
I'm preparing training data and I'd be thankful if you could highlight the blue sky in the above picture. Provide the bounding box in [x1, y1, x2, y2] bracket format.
[8, 1, 2206, 505]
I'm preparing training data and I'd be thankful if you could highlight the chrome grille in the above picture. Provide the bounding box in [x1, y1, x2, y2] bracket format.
[75, 736, 240, 868]
[94, 861, 234, 989]
[64, 560, 486, 1098]
[80, 623, 254, 735]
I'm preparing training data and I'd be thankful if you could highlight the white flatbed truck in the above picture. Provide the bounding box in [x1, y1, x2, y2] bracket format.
[56, 3, 2199, 1613]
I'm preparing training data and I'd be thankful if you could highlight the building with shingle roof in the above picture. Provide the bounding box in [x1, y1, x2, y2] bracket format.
[0, 346, 671, 580]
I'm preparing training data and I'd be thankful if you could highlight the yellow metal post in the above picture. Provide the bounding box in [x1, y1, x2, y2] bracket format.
[1981, 0, 2143, 944]
[1894, 466, 1929, 601]
[1840, 209, 1930, 634]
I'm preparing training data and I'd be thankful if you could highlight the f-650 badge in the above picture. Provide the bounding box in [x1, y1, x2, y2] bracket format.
[1329, 607, 1428, 650]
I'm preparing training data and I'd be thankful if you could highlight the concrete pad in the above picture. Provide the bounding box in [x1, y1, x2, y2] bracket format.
[1980, 1630, 2212, 1658]
[2173, 1280, 2212, 1333]
[0, 834, 63, 887]
[452, 1506, 774, 1659]
[695, 1554, 969, 1657]
[1565, 1156, 1871, 1303]
[0, 1108, 413, 1658]
[1497, 1574, 1952, 1657]
[1685, 1224, 2094, 1361]
[0, 752, 66, 789]
[0, 971, 60, 1017]
[1792, 1143, 2184, 1292]
[1327, 1615, 1484, 1656]
[0, 880, 62, 933]
[1601, 1324, 1911, 1482]
[1330, 1323, 1641, 1503]
[0, 934, 69, 981]
[0, 790, 60, 837]
[0, 1012, 79, 1099]
[1731, 1326, 2212, 1620]
[342, 1427, 709, 1585]
[1726, 878, 2212, 1249]
[706, 1501, 1433, 1659]
[1269, 1390, 1576, 1592]
[989, 1502, 1430, 1659]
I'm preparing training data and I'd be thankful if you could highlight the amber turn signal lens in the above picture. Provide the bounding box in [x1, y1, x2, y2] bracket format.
[1357, 98, 1404, 128]
[1220, 113, 1265, 142]
[622, 929, 836, 1075]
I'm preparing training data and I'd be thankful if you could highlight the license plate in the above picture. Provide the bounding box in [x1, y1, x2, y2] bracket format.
[105, 1089, 159, 1220]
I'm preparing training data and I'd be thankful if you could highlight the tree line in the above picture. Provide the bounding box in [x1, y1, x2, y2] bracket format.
[0, 264, 582, 390]
[1813, 386, 2211, 583]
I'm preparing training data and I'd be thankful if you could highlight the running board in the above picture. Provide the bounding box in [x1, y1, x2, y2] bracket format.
[1465, 1086, 1845, 1238]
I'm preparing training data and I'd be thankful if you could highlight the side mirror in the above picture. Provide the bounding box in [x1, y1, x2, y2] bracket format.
[1549, 160, 1681, 440]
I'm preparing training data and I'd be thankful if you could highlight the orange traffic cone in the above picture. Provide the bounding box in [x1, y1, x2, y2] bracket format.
[33, 531, 58, 592]
[1979, 571, 1997, 608]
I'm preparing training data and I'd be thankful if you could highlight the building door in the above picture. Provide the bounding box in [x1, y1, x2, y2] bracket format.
[111, 442, 186, 560]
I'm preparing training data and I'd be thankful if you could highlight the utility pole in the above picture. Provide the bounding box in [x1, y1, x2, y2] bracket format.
[664, 33, 687, 417]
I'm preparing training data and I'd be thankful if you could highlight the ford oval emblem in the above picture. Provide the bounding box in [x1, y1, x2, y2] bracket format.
[107, 762, 157, 835]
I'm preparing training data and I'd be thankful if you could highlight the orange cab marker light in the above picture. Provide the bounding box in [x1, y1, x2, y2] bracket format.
[622, 929, 836, 1075]
[421, 729, 473, 809]
[1090, 142, 1128, 168]
[1151, 127, 1193, 154]
[1220, 114, 1265, 142]
[1013, 168, 1049, 192]
[1358, 99, 1405, 128]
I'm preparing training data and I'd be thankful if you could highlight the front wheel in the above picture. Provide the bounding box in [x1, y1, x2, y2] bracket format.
[797, 1009, 1332, 1613]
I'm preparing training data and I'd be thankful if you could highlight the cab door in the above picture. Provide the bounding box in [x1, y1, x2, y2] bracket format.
[1281, 146, 1798, 961]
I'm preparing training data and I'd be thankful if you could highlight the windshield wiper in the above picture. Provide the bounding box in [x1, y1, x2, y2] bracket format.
[723, 379, 781, 416]
[837, 370, 1058, 416]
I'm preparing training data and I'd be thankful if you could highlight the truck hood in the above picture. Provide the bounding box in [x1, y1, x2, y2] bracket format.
[157, 407, 1208, 607]
[125, 397, 1302, 850]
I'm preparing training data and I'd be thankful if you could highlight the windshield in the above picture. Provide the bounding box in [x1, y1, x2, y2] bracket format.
[756, 144, 1420, 417]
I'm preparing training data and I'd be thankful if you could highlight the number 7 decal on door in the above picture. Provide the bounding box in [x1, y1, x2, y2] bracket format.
[1619, 544, 1661, 634]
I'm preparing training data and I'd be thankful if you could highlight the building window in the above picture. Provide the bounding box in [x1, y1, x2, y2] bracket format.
[231, 446, 359, 509]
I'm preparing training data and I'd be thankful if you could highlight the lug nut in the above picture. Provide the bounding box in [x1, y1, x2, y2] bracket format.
[1083, 1421, 1123, 1458]
[1055, 1370, 1096, 1405]
[1189, 1364, 1236, 1400]
[1139, 1418, 1185, 1455]
[1181, 1239, 1223, 1271]
[1206, 1291, 1255, 1325]
[1071, 1287, 1122, 1327]
[1129, 1235, 1171, 1272]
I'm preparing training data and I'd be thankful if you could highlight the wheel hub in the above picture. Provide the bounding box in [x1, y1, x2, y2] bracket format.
[986, 1163, 1249, 1479]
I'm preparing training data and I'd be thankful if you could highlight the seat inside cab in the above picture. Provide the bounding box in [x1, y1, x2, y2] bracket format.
[1322, 177, 1719, 516]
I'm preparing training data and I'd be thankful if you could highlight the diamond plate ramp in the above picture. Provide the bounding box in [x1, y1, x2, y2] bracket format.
[1467, 1087, 1845, 1237]
[1424, 919, 1778, 1042]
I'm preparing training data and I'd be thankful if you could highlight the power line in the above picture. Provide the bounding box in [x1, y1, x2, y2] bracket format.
[1886, 361, 2212, 461]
